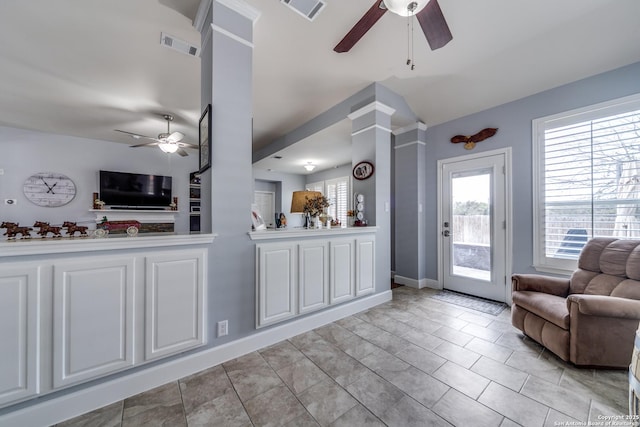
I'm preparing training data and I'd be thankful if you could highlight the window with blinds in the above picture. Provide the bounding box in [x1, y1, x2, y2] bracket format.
[533, 94, 640, 273]
[305, 176, 350, 225]
[325, 177, 350, 225]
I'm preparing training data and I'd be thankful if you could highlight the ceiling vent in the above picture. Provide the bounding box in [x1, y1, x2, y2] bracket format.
[281, 0, 326, 21]
[160, 32, 199, 57]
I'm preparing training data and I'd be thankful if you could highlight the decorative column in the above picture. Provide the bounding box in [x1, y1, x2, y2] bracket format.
[197, 0, 260, 340]
[348, 101, 395, 292]
[393, 122, 432, 288]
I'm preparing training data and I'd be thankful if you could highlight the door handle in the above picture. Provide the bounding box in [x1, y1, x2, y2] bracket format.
[442, 230, 451, 237]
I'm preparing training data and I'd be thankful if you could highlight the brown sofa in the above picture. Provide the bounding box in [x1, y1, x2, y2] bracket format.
[511, 237, 640, 368]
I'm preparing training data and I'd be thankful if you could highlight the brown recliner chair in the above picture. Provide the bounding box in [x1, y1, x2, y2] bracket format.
[512, 237, 640, 368]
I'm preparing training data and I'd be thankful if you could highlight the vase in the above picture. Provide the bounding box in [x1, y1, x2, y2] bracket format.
[308, 216, 323, 229]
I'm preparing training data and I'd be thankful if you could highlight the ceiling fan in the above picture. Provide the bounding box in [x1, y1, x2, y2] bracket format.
[334, 0, 452, 53]
[115, 114, 197, 157]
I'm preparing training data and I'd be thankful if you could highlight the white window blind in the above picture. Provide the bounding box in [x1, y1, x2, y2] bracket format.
[325, 176, 350, 225]
[533, 94, 640, 273]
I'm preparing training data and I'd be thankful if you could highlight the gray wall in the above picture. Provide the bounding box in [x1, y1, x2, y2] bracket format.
[422, 61, 640, 280]
[202, 0, 256, 346]
[253, 169, 306, 228]
[393, 126, 427, 282]
[254, 180, 277, 193]
[0, 126, 196, 233]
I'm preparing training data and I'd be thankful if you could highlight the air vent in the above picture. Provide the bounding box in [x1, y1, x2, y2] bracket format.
[160, 32, 200, 57]
[281, 0, 326, 21]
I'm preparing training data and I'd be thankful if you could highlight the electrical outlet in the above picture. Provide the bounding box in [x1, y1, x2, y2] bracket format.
[4, 199, 16, 205]
[217, 320, 228, 337]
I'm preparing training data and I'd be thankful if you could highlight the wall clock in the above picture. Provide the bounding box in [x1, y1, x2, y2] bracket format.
[23, 172, 77, 207]
[353, 161, 374, 180]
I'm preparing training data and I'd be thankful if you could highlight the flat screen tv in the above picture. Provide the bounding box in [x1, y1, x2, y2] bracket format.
[99, 170, 172, 208]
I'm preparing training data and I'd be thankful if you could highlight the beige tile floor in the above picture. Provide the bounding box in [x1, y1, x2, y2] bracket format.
[57, 286, 630, 426]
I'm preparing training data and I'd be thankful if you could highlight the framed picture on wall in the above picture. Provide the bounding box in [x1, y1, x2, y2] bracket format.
[199, 104, 212, 173]
[353, 161, 374, 180]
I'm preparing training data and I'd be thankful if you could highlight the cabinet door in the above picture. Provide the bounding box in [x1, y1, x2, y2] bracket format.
[298, 241, 329, 314]
[256, 243, 296, 328]
[356, 236, 375, 296]
[145, 250, 206, 361]
[53, 257, 135, 389]
[330, 239, 354, 304]
[0, 265, 40, 406]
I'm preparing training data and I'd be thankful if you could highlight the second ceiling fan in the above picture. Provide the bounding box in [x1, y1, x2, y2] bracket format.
[115, 114, 197, 157]
[334, 0, 452, 53]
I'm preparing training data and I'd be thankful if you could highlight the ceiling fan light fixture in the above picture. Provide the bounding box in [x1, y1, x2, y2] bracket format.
[383, 0, 426, 16]
[303, 162, 316, 172]
[159, 142, 179, 154]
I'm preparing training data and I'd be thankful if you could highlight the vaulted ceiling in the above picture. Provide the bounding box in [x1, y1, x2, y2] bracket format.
[1, 0, 639, 165]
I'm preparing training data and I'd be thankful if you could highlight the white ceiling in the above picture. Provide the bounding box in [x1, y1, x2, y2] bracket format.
[1, 0, 639, 172]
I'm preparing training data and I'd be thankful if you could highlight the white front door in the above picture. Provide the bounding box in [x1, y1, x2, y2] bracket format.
[439, 149, 511, 302]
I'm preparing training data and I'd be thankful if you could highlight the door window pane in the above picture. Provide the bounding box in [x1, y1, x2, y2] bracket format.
[451, 170, 491, 281]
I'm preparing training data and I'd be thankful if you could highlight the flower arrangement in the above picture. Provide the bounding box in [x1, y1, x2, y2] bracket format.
[303, 195, 330, 217]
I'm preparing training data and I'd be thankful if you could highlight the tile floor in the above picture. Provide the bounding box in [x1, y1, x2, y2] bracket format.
[57, 286, 630, 426]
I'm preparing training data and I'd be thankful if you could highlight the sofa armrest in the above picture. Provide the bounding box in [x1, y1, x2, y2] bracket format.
[567, 294, 640, 319]
[568, 294, 640, 367]
[511, 274, 570, 297]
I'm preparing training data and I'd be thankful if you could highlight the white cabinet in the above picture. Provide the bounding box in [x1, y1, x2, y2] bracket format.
[298, 240, 329, 314]
[257, 243, 296, 327]
[145, 250, 206, 361]
[256, 233, 375, 328]
[52, 257, 135, 389]
[356, 237, 375, 296]
[0, 241, 209, 408]
[0, 266, 40, 406]
[330, 239, 355, 304]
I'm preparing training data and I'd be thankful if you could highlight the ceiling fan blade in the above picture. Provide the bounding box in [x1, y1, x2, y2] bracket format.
[176, 148, 189, 157]
[177, 142, 198, 149]
[334, 0, 388, 53]
[129, 141, 160, 148]
[166, 131, 184, 143]
[114, 129, 144, 138]
[115, 129, 159, 142]
[416, 0, 452, 51]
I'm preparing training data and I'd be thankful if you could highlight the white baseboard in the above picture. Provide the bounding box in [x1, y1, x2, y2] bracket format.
[394, 275, 440, 290]
[0, 291, 391, 427]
